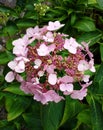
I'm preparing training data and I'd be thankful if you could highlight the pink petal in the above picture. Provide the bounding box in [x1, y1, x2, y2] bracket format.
[8, 61, 17, 70]
[26, 27, 35, 37]
[15, 61, 25, 73]
[34, 92, 45, 103]
[81, 81, 92, 89]
[48, 73, 57, 85]
[45, 90, 64, 103]
[69, 46, 77, 54]
[16, 74, 24, 82]
[34, 90, 64, 104]
[38, 71, 44, 77]
[12, 38, 24, 46]
[89, 60, 96, 72]
[43, 32, 54, 42]
[5, 71, 15, 82]
[34, 59, 42, 66]
[78, 60, 89, 71]
[47, 21, 64, 31]
[60, 83, 66, 91]
[45, 64, 56, 74]
[58, 75, 73, 83]
[70, 88, 87, 100]
[13, 46, 25, 56]
[48, 44, 56, 52]
[20, 81, 31, 94]
[64, 39, 77, 54]
[60, 83, 73, 92]
[82, 75, 90, 82]
[64, 38, 80, 54]
[37, 44, 49, 56]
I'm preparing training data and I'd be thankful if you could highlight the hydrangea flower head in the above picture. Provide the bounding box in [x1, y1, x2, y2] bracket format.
[5, 21, 95, 104]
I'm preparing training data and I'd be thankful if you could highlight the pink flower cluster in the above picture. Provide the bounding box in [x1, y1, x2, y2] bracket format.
[5, 21, 95, 104]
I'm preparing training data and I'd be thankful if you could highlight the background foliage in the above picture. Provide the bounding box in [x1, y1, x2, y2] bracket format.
[0, 0, 103, 130]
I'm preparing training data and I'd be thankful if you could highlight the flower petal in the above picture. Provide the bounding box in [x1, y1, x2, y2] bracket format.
[8, 61, 17, 70]
[47, 21, 64, 31]
[70, 88, 87, 100]
[37, 44, 49, 56]
[48, 73, 57, 85]
[60, 83, 73, 92]
[5, 71, 15, 82]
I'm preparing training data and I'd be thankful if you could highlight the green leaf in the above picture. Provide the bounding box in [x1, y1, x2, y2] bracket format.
[0, 125, 16, 130]
[0, 92, 4, 100]
[25, 4, 34, 11]
[41, 101, 64, 130]
[60, 96, 86, 126]
[58, 15, 67, 22]
[3, 21, 18, 36]
[23, 101, 42, 130]
[93, 62, 103, 94]
[77, 31, 102, 46]
[77, 109, 91, 126]
[73, 109, 91, 130]
[88, 94, 103, 130]
[6, 39, 13, 51]
[23, 113, 42, 130]
[100, 44, 103, 62]
[3, 82, 27, 96]
[0, 6, 14, 13]
[16, 19, 36, 28]
[88, 0, 97, 4]
[70, 13, 77, 25]
[5, 95, 31, 121]
[97, 0, 103, 8]
[0, 120, 8, 128]
[74, 19, 96, 32]
[77, 0, 88, 4]
[0, 51, 13, 65]
[0, 75, 4, 84]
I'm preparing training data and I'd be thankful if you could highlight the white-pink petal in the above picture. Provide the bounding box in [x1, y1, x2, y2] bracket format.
[89, 60, 96, 72]
[12, 38, 25, 46]
[64, 38, 80, 54]
[44, 64, 56, 74]
[58, 75, 73, 83]
[70, 88, 87, 100]
[26, 27, 35, 37]
[34, 59, 42, 66]
[82, 75, 90, 82]
[37, 44, 49, 56]
[78, 60, 89, 71]
[47, 21, 64, 31]
[48, 73, 57, 85]
[5, 71, 15, 82]
[60, 83, 73, 92]
[15, 61, 25, 73]
[38, 71, 44, 77]
[43, 32, 54, 42]
[48, 44, 56, 52]
[8, 61, 17, 70]
[33, 90, 64, 104]
[16, 74, 24, 82]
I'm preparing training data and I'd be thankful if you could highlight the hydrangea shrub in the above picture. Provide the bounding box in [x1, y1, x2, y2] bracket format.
[5, 21, 95, 104]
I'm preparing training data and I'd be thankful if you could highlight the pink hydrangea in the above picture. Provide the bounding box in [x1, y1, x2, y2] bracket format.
[5, 21, 95, 104]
